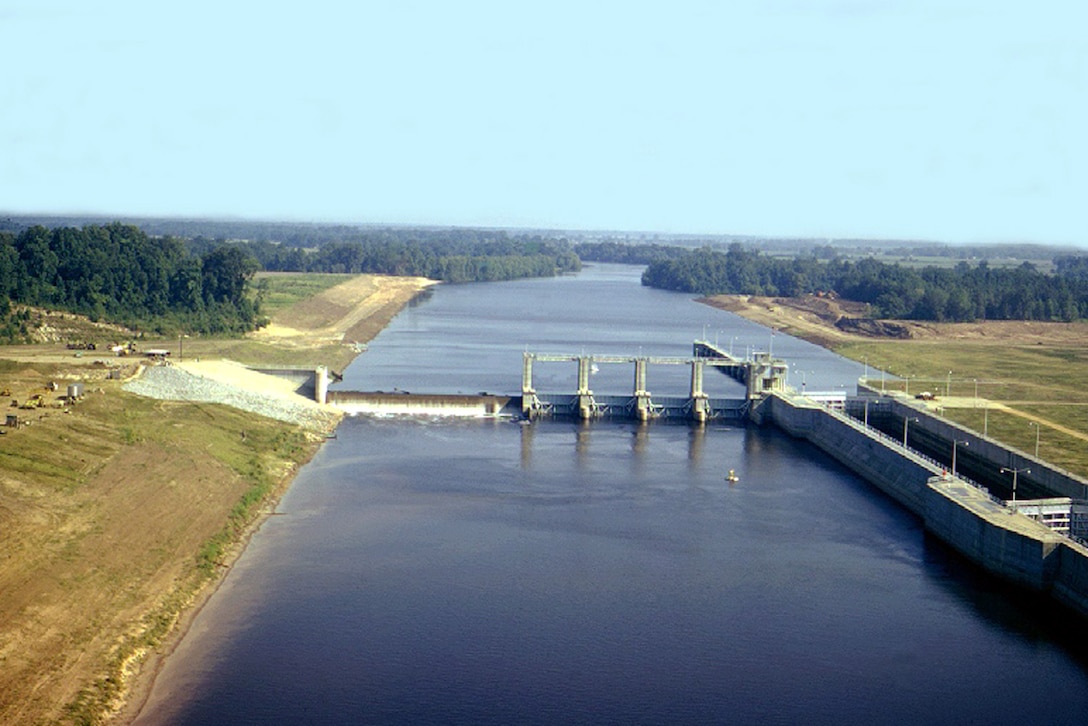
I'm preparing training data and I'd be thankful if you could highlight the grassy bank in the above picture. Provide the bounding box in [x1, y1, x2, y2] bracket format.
[0, 363, 327, 724]
[835, 338, 1088, 478]
[0, 272, 434, 724]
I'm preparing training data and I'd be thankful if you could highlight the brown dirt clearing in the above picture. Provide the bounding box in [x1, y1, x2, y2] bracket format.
[252, 274, 436, 348]
[702, 294, 1088, 347]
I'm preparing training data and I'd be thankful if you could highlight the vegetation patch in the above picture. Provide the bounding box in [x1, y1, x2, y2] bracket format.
[252, 272, 356, 316]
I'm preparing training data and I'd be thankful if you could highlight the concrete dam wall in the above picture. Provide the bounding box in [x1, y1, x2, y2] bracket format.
[757, 392, 938, 517]
[759, 391, 1088, 615]
[854, 384, 1088, 502]
[327, 391, 518, 417]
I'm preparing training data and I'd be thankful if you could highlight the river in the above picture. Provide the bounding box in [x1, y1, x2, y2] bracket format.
[133, 264, 1088, 725]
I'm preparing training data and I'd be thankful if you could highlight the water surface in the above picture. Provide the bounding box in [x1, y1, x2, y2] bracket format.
[135, 265, 1088, 725]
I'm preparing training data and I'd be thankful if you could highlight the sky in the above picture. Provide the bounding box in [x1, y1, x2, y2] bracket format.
[2, 1, 1086, 245]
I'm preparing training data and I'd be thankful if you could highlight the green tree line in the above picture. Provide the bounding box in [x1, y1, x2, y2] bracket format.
[573, 240, 693, 265]
[642, 244, 1088, 322]
[0, 223, 260, 340]
[211, 232, 581, 282]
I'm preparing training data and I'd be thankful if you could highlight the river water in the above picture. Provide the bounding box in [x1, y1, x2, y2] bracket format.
[134, 265, 1088, 725]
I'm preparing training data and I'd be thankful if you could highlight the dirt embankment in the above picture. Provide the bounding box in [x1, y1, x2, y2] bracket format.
[0, 274, 434, 725]
[252, 273, 436, 348]
[700, 293, 1088, 348]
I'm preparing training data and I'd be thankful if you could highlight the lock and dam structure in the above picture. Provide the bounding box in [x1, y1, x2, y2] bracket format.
[275, 339, 1088, 621]
[518, 342, 787, 422]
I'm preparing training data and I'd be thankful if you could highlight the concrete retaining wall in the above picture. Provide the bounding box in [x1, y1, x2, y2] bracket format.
[856, 384, 1088, 500]
[328, 391, 517, 417]
[924, 477, 1061, 590]
[762, 391, 1088, 618]
[763, 393, 937, 516]
[249, 366, 319, 398]
[1053, 541, 1088, 616]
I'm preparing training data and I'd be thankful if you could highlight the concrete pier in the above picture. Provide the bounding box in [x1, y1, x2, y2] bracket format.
[315, 366, 329, 405]
[576, 356, 597, 419]
[633, 358, 656, 421]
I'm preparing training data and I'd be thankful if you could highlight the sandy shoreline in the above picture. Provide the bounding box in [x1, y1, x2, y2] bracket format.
[110, 275, 434, 724]
[114, 445, 319, 724]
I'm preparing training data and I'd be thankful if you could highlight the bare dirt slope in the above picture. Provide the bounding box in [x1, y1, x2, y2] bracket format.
[252, 274, 436, 347]
[702, 293, 1088, 347]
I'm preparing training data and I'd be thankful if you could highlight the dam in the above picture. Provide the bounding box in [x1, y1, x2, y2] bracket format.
[264, 339, 1088, 619]
[315, 343, 788, 422]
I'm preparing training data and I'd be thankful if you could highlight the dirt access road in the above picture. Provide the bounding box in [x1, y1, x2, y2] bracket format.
[0, 274, 434, 725]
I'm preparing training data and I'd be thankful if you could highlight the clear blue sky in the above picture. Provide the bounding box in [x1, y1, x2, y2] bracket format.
[3, 1, 1085, 245]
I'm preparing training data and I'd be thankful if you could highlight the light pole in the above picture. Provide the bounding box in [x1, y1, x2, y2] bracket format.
[947, 370, 953, 397]
[1001, 466, 1030, 503]
[903, 417, 919, 448]
[973, 378, 978, 408]
[952, 439, 969, 478]
[729, 336, 737, 357]
[793, 366, 813, 393]
[1029, 421, 1040, 458]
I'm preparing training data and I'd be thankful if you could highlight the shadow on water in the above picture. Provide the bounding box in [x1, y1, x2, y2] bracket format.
[783, 423, 1088, 667]
[920, 533, 1088, 667]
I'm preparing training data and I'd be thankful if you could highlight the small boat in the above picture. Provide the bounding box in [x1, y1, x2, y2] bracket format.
[726, 469, 739, 483]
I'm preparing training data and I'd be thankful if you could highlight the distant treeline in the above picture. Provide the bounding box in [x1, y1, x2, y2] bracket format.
[573, 241, 693, 265]
[4, 215, 1086, 336]
[0, 224, 583, 343]
[641, 245, 1088, 322]
[0, 223, 260, 341]
[192, 231, 581, 282]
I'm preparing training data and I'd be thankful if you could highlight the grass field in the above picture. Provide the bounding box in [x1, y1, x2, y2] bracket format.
[252, 272, 358, 316]
[0, 365, 322, 724]
[835, 338, 1088, 478]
